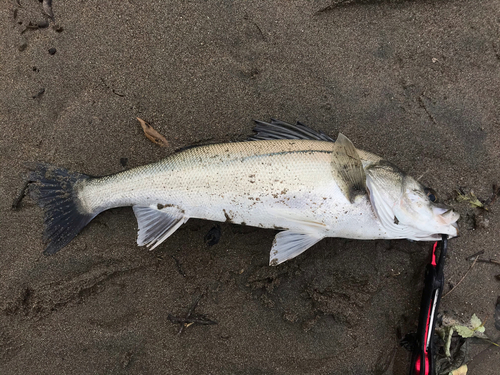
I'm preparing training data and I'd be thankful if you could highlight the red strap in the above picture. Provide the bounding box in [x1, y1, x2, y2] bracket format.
[431, 242, 438, 266]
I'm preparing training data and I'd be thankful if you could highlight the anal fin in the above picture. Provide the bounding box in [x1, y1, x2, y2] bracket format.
[133, 204, 188, 250]
[269, 230, 324, 266]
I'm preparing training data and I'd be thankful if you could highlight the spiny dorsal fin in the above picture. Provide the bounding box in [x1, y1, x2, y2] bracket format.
[133, 204, 188, 250]
[331, 133, 367, 203]
[248, 119, 335, 142]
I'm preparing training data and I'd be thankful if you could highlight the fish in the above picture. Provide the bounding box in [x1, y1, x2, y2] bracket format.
[27, 120, 459, 265]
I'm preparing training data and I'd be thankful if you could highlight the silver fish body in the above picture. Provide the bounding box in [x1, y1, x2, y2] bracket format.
[29, 121, 459, 264]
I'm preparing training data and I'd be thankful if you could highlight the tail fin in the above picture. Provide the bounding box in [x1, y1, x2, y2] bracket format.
[28, 163, 95, 254]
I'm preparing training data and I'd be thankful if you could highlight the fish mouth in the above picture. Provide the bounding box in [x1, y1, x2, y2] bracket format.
[425, 222, 459, 240]
[433, 207, 460, 225]
[440, 211, 459, 237]
[429, 206, 459, 238]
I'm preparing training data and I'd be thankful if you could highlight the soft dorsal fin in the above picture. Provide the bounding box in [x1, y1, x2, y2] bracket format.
[248, 119, 335, 142]
[133, 204, 188, 250]
[269, 230, 324, 266]
[330, 133, 367, 203]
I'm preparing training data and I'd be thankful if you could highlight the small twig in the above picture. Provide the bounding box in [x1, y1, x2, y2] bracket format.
[171, 256, 186, 277]
[416, 169, 430, 182]
[167, 315, 217, 325]
[484, 339, 500, 348]
[466, 250, 485, 261]
[12, 179, 29, 210]
[443, 257, 479, 298]
[177, 294, 203, 335]
[476, 258, 500, 266]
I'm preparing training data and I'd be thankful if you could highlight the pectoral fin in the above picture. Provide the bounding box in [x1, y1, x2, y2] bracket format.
[269, 230, 324, 266]
[133, 204, 189, 250]
[331, 133, 367, 203]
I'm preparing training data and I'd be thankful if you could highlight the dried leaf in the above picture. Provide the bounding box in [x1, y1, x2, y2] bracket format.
[450, 364, 468, 375]
[43, 0, 54, 21]
[137, 118, 169, 147]
[436, 336, 469, 375]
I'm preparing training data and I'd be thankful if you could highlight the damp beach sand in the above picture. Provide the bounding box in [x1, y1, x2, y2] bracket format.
[1, 1, 500, 374]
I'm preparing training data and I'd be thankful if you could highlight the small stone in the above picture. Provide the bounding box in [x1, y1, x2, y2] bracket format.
[18, 43, 28, 52]
[37, 20, 49, 28]
[475, 213, 490, 229]
[282, 311, 298, 323]
[48, 47, 56, 55]
[32, 88, 45, 99]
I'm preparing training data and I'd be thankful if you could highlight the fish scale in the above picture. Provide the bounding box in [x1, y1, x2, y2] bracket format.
[79, 140, 371, 234]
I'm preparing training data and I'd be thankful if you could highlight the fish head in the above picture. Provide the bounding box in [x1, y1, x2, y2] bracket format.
[365, 160, 459, 240]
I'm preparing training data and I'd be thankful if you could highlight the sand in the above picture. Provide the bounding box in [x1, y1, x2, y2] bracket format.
[1, 0, 499, 374]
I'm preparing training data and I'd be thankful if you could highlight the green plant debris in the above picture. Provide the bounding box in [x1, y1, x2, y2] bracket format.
[435, 336, 469, 375]
[454, 314, 485, 338]
[439, 314, 488, 359]
[456, 191, 486, 210]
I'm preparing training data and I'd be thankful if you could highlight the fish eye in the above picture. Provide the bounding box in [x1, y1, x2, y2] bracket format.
[424, 187, 437, 202]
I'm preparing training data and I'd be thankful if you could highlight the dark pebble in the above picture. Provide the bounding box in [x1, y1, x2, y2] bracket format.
[53, 25, 64, 32]
[18, 43, 28, 52]
[32, 88, 45, 99]
[48, 47, 56, 55]
[120, 158, 128, 167]
[37, 20, 49, 28]
[204, 224, 222, 247]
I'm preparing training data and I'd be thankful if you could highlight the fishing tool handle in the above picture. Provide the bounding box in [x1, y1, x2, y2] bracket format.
[409, 235, 448, 375]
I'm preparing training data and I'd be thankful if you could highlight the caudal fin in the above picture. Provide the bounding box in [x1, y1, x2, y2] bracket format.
[28, 163, 95, 254]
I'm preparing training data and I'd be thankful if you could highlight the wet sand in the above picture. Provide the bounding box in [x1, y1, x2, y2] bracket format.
[1, 1, 499, 374]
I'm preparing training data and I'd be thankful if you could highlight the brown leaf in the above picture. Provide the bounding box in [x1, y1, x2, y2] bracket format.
[137, 118, 169, 147]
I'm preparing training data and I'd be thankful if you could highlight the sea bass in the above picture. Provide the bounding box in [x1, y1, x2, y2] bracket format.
[28, 120, 459, 265]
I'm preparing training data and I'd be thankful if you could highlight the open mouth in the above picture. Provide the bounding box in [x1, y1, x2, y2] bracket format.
[438, 213, 459, 238]
[434, 207, 460, 226]
[427, 206, 460, 239]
